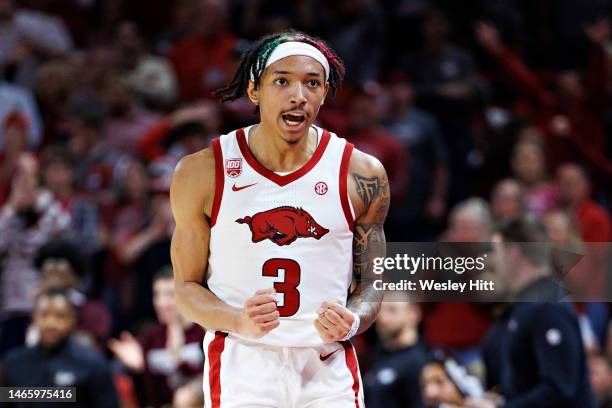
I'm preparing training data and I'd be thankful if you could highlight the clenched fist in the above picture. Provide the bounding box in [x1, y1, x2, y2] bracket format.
[315, 301, 356, 343]
[237, 288, 280, 339]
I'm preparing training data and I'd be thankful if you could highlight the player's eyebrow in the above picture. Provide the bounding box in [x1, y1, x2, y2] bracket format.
[272, 70, 322, 77]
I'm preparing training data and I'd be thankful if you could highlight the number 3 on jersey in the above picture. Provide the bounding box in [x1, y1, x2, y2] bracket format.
[262, 258, 300, 317]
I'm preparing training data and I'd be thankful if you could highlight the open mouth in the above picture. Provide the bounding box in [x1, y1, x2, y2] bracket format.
[282, 112, 306, 127]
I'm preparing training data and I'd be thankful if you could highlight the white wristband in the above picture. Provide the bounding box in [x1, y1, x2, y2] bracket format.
[341, 312, 360, 341]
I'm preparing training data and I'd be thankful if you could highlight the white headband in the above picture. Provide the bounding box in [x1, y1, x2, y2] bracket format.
[251, 41, 330, 81]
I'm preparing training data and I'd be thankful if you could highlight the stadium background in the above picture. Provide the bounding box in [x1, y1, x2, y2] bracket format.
[0, 0, 610, 406]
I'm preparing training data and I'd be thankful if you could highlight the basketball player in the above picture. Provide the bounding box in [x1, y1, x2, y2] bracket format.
[170, 31, 389, 407]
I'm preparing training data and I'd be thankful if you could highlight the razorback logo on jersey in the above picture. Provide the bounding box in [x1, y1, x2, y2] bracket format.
[225, 158, 242, 178]
[236, 206, 329, 246]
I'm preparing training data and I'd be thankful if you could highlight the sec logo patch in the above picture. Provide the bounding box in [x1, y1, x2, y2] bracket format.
[315, 181, 328, 195]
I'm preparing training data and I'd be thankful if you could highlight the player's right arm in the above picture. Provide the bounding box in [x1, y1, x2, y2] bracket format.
[170, 149, 279, 338]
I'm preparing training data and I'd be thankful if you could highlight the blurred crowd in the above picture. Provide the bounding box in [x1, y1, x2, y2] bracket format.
[0, 0, 611, 407]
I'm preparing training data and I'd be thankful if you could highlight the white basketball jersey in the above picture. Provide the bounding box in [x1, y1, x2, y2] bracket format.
[208, 125, 355, 347]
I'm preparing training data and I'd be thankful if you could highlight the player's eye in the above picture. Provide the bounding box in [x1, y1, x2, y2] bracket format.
[306, 79, 320, 87]
[274, 78, 287, 86]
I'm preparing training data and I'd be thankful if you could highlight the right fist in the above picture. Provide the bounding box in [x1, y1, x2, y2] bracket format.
[237, 288, 280, 338]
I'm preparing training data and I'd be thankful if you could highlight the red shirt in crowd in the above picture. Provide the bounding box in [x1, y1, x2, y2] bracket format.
[493, 44, 612, 180]
[423, 303, 492, 349]
[576, 199, 611, 243]
[167, 33, 237, 101]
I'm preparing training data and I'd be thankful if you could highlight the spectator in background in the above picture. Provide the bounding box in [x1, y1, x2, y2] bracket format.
[383, 75, 449, 241]
[469, 216, 595, 408]
[29, 240, 112, 348]
[490, 178, 525, 225]
[40, 145, 105, 256]
[108, 268, 205, 408]
[101, 75, 160, 158]
[588, 353, 612, 408]
[147, 121, 211, 190]
[345, 86, 409, 206]
[423, 198, 493, 370]
[106, 158, 173, 326]
[107, 158, 158, 265]
[0, 288, 119, 408]
[137, 102, 221, 192]
[365, 298, 428, 408]
[557, 163, 611, 243]
[555, 163, 611, 347]
[0, 63, 42, 151]
[318, 0, 385, 84]
[542, 209, 607, 354]
[74, 43, 117, 94]
[0, 111, 30, 204]
[154, 0, 200, 54]
[442, 198, 492, 243]
[475, 20, 612, 182]
[420, 358, 486, 408]
[543, 209, 582, 246]
[33, 59, 77, 139]
[510, 136, 559, 216]
[0, 0, 73, 88]
[172, 375, 205, 408]
[556, 162, 611, 302]
[167, 0, 237, 101]
[64, 100, 117, 204]
[421, 360, 463, 407]
[235, 0, 316, 39]
[410, 9, 477, 107]
[408, 8, 478, 206]
[138, 101, 221, 164]
[114, 21, 178, 109]
[0, 153, 70, 356]
[479, 301, 510, 394]
[542, 209, 584, 280]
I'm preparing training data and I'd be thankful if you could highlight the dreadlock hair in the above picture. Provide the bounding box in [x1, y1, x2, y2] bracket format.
[213, 30, 345, 104]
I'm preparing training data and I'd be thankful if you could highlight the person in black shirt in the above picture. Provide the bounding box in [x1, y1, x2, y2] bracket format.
[365, 298, 428, 408]
[0, 288, 119, 408]
[468, 215, 595, 408]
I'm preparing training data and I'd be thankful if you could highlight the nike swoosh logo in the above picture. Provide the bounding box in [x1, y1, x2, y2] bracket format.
[320, 349, 339, 362]
[232, 182, 258, 192]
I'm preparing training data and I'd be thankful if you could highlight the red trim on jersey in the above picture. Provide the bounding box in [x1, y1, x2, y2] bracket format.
[208, 332, 227, 408]
[343, 341, 361, 408]
[339, 142, 355, 232]
[211, 138, 224, 227]
[236, 127, 331, 187]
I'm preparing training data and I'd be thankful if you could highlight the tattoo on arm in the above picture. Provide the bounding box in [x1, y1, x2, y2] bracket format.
[347, 171, 390, 334]
[353, 175, 380, 209]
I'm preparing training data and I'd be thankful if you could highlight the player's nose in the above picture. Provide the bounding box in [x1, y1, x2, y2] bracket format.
[289, 83, 307, 105]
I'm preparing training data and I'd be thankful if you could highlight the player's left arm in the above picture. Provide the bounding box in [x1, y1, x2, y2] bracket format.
[315, 149, 388, 342]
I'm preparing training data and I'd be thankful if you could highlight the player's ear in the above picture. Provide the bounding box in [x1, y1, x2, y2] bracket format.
[247, 80, 259, 107]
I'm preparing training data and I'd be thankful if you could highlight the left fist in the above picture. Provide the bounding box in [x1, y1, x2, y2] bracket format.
[314, 301, 356, 343]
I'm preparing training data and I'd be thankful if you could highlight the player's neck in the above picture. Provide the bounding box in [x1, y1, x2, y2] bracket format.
[247, 123, 318, 173]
